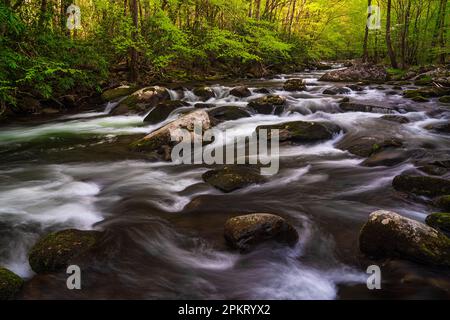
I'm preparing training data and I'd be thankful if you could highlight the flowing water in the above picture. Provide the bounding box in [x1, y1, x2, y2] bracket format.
[1, 67, 450, 299]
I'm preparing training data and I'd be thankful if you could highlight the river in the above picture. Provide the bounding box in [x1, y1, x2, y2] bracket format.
[1, 67, 449, 299]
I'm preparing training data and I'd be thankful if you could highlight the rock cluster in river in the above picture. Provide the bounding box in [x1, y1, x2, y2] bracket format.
[319, 63, 387, 82]
[224, 213, 298, 252]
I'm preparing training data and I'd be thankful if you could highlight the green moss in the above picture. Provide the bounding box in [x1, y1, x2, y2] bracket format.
[28, 229, 101, 274]
[411, 96, 429, 103]
[0, 267, 23, 300]
[414, 75, 432, 86]
[101, 86, 137, 101]
[439, 96, 450, 104]
[426, 213, 450, 233]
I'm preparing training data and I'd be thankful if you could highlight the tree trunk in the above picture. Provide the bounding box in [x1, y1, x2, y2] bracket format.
[362, 0, 372, 62]
[438, 0, 447, 64]
[129, 0, 139, 82]
[386, 0, 398, 68]
[400, 0, 411, 69]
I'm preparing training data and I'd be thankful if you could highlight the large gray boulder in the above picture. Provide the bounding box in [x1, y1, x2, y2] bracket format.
[224, 213, 299, 252]
[131, 110, 212, 160]
[359, 210, 450, 267]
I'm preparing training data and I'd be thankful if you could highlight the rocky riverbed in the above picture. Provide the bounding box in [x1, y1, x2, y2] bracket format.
[1, 64, 450, 299]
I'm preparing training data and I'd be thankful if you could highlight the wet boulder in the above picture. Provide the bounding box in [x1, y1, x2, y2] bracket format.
[361, 149, 409, 167]
[131, 110, 212, 160]
[208, 106, 251, 123]
[426, 213, 450, 234]
[359, 210, 450, 267]
[323, 86, 351, 95]
[28, 229, 101, 274]
[224, 213, 299, 252]
[434, 195, 450, 211]
[143, 100, 190, 124]
[337, 135, 403, 157]
[101, 85, 137, 102]
[283, 79, 306, 91]
[248, 95, 286, 114]
[193, 87, 215, 101]
[0, 267, 23, 300]
[112, 86, 170, 115]
[380, 115, 410, 124]
[404, 87, 450, 99]
[254, 88, 271, 94]
[230, 86, 251, 98]
[256, 121, 341, 144]
[347, 84, 365, 92]
[339, 102, 396, 114]
[203, 166, 265, 193]
[411, 96, 430, 103]
[392, 175, 450, 197]
[319, 63, 387, 82]
[194, 103, 216, 109]
[417, 164, 448, 176]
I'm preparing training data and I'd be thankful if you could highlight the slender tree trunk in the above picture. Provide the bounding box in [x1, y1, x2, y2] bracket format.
[438, 0, 447, 63]
[400, 0, 411, 69]
[38, 0, 48, 28]
[362, 0, 372, 62]
[386, 0, 398, 68]
[129, 0, 139, 82]
[255, 0, 261, 20]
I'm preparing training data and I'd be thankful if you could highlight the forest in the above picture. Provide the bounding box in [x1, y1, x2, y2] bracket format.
[0, 0, 448, 116]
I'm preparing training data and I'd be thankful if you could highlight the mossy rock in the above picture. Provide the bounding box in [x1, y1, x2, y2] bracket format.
[392, 175, 450, 197]
[256, 120, 341, 144]
[438, 96, 450, 104]
[434, 195, 450, 211]
[337, 136, 403, 157]
[193, 87, 215, 100]
[323, 86, 351, 95]
[359, 210, 450, 267]
[230, 86, 251, 98]
[224, 213, 299, 252]
[414, 75, 432, 86]
[143, 100, 190, 124]
[283, 79, 306, 91]
[404, 87, 450, 99]
[112, 86, 170, 115]
[248, 95, 286, 115]
[101, 85, 137, 102]
[426, 213, 450, 234]
[203, 166, 265, 193]
[208, 106, 251, 123]
[29, 229, 101, 274]
[411, 96, 430, 103]
[0, 267, 23, 300]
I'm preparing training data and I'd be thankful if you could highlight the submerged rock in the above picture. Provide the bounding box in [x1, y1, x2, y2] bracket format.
[230, 86, 251, 98]
[256, 121, 341, 144]
[359, 210, 450, 267]
[319, 63, 387, 82]
[101, 85, 137, 102]
[193, 87, 215, 100]
[425, 122, 450, 134]
[131, 110, 212, 160]
[203, 166, 265, 193]
[392, 175, 450, 197]
[224, 213, 299, 252]
[208, 106, 251, 123]
[29, 229, 101, 274]
[254, 88, 271, 94]
[248, 95, 286, 114]
[143, 100, 190, 124]
[283, 78, 306, 91]
[112, 86, 170, 115]
[426, 213, 450, 234]
[0, 267, 23, 300]
[323, 86, 351, 95]
[380, 115, 410, 124]
[361, 149, 409, 167]
[337, 136, 403, 157]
